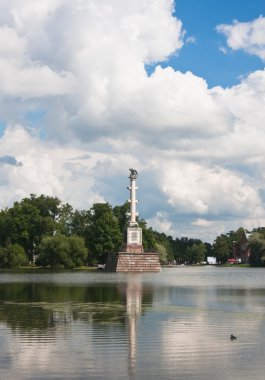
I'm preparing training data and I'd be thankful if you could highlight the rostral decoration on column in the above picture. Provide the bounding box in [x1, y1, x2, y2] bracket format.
[126, 168, 143, 253]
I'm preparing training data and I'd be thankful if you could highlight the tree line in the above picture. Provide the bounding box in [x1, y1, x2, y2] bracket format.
[0, 194, 264, 268]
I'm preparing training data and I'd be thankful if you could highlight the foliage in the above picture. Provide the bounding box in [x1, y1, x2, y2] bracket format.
[153, 231, 174, 262]
[156, 243, 168, 264]
[224, 227, 246, 255]
[113, 202, 130, 234]
[171, 237, 205, 264]
[36, 234, 88, 269]
[86, 203, 123, 264]
[2, 193, 265, 268]
[70, 209, 90, 237]
[249, 233, 265, 266]
[0, 244, 28, 268]
[0, 194, 59, 260]
[212, 235, 229, 263]
[140, 224, 157, 252]
[185, 243, 207, 264]
[55, 203, 74, 236]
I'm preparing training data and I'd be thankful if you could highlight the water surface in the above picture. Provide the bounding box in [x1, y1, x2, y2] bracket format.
[0, 266, 265, 379]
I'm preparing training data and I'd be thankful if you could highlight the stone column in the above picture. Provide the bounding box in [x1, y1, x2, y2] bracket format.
[126, 169, 143, 253]
[127, 170, 138, 226]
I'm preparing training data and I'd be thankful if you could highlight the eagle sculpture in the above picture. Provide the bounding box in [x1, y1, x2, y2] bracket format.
[129, 168, 138, 178]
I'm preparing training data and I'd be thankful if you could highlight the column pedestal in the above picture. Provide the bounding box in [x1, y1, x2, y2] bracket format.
[105, 252, 161, 272]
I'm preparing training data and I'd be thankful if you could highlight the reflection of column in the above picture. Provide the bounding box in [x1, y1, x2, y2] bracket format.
[126, 277, 142, 374]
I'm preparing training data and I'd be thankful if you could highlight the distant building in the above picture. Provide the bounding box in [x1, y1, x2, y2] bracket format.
[232, 230, 251, 263]
[207, 256, 217, 265]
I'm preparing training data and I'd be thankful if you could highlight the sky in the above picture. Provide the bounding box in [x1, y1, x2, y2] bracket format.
[0, 0, 265, 243]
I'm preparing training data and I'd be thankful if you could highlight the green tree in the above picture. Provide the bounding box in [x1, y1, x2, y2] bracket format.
[156, 243, 168, 264]
[28, 194, 61, 221]
[68, 235, 89, 267]
[0, 244, 28, 268]
[185, 243, 206, 264]
[249, 233, 265, 266]
[224, 227, 246, 257]
[137, 221, 156, 251]
[153, 231, 174, 262]
[71, 209, 90, 237]
[113, 202, 130, 234]
[212, 235, 229, 263]
[7, 201, 47, 260]
[86, 203, 123, 264]
[55, 203, 74, 236]
[0, 195, 61, 261]
[36, 234, 87, 269]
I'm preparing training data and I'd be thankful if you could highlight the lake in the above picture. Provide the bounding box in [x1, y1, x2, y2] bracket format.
[0, 266, 265, 380]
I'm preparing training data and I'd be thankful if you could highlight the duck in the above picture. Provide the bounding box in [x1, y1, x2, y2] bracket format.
[230, 334, 237, 340]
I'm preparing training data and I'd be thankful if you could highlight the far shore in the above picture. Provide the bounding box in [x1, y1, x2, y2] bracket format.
[0, 263, 258, 271]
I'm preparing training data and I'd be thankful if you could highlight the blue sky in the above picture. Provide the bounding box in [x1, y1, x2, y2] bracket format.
[0, 0, 265, 242]
[168, 0, 265, 87]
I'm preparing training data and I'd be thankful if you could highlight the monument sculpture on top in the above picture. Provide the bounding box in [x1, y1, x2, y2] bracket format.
[105, 169, 161, 272]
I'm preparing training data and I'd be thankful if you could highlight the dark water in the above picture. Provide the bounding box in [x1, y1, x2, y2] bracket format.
[0, 266, 265, 380]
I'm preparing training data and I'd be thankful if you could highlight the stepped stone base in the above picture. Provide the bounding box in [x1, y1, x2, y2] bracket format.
[105, 252, 161, 272]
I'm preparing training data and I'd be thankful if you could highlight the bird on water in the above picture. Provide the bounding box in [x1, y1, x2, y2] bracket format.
[230, 334, 237, 340]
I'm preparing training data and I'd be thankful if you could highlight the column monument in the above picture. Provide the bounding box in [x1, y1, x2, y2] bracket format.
[105, 169, 161, 272]
[126, 168, 143, 253]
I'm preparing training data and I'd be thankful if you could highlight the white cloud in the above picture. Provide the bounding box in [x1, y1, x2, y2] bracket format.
[0, 26, 26, 57]
[217, 16, 265, 61]
[0, 2, 264, 242]
[0, 125, 105, 209]
[0, 60, 75, 98]
[0, 2, 75, 98]
[159, 161, 262, 218]
[147, 211, 174, 237]
[192, 219, 215, 227]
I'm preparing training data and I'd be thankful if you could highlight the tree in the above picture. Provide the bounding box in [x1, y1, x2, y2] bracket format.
[185, 243, 206, 264]
[249, 233, 265, 266]
[71, 209, 90, 237]
[224, 227, 246, 257]
[55, 203, 74, 236]
[113, 202, 130, 234]
[153, 231, 174, 262]
[212, 235, 229, 263]
[28, 194, 61, 221]
[156, 243, 168, 264]
[137, 220, 157, 251]
[6, 201, 47, 260]
[36, 234, 88, 269]
[86, 203, 123, 264]
[0, 244, 28, 268]
[68, 235, 89, 267]
[0, 195, 61, 261]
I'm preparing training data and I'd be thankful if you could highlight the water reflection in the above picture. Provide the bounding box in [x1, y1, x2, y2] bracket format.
[126, 275, 142, 374]
[1, 268, 265, 379]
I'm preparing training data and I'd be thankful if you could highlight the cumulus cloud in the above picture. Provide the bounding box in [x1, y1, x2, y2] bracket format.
[217, 16, 265, 61]
[0, 125, 105, 209]
[0, 6, 75, 98]
[159, 161, 263, 218]
[0, 1, 264, 242]
[0, 61, 75, 98]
